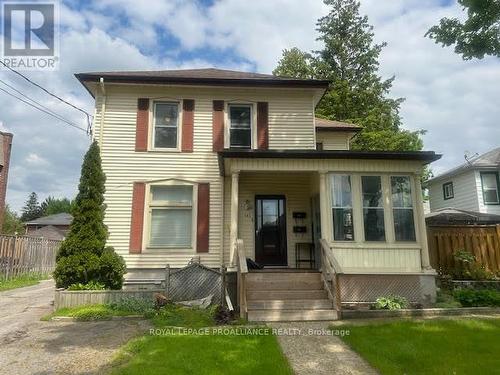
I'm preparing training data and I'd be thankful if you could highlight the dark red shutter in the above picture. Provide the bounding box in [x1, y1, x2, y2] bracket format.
[197, 183, 210, 253]
[212, 100, 224, 151]
[129, 182, 146, 254]
[135, 98, 149, 151]
[257, 102, 269, 150]
[182, 99, 194, 152]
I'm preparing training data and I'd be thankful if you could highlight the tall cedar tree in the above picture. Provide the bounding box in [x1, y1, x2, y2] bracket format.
[54, 141, 125, 289]
[273, 0, 425, 151]
[20, 192, 42, 222]
[426, 0, 500, 60]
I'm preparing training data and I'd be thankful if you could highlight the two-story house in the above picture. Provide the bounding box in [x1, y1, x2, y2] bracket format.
[428, 147, 500, 215]
[76, 68, 440, 320]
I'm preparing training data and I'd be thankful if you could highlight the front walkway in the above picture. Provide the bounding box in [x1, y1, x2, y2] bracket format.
[271, 322, 378, 375]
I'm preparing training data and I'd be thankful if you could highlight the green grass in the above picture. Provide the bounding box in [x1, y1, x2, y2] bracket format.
[337, 318, 500, 374]
[151, 304, 217, 328]
[434, 289, 462, 308]
[109, 332, 292, 375]
[42, 304, 142, 321]
[0, 273, 49, 291]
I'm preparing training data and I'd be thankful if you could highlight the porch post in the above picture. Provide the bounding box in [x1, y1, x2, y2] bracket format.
[319, 171, 330, 242]
[230, 171, 240, 265]
[414, 174, 432, 270]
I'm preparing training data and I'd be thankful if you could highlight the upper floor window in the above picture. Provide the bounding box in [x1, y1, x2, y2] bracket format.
[229, 104, 252, 149]
[391, 176, 416, 241]
[330, 175, 354, 241]
[148, 185, 193, 247]
[480, 172, 499, 205]
[153, 102, 179, 149]
[443, 181, 454, 200]
[362, 176, 385, 241]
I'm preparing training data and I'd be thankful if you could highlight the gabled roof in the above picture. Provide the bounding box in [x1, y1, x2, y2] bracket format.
[428, 147, 500, 183]
[75, 68, 330, 89]
[27, 225, 67, 240]
[315, 117, 362, 132]
[25, 212, 73, 226]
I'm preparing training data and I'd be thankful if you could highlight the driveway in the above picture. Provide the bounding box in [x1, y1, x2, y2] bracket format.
[0, 280, 150, 375]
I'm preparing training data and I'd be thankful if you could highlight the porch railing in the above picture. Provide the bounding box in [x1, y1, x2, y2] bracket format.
[235, 239, 248, 319]
[319, 238, 343, 313]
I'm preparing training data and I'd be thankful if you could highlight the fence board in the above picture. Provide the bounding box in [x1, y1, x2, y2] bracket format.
[427, 225, 500, 275]
[0, 235, 60, 280]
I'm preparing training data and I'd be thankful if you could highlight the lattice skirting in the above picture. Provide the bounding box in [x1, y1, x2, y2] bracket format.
[339, 274, 436, 304]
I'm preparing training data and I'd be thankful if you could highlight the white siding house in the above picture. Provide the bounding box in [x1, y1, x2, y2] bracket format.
[76, 68, 441, 318]
[428, 148, 500, 215]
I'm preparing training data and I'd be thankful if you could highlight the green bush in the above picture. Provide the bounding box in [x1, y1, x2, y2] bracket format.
[67, 281, 106, 290]
[373, 295, 409, 310]
[451, 250, 495, 280]
[453, 289, 500, 307]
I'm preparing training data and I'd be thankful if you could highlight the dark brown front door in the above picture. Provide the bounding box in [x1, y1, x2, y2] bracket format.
[255, 195, 287, 266]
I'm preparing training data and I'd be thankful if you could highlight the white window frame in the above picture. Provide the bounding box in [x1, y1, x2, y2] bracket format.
[390, 175, 417, 242]
[330, 174, 355, 241]
[150, 101, 182, 151]
[480, 171, 500, 205]
[225, 102, 256, 149]
[144, 180, 198, 251]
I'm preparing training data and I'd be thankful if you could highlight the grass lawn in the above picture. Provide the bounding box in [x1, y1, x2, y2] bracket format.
[0, 273, 49, 291]
[42, 304, 143, 321]
[338, 318, 500, 375]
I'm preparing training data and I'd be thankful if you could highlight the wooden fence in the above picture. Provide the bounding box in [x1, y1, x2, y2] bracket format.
[427, 225, 500, 275]
[0, 235, 60, 280]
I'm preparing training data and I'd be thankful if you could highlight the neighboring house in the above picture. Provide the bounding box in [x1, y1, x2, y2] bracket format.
[76, 68, 441, 319]
[0, 131, 13, 229]
[25, 213, 72, 237]
[428, 147, 500, 214]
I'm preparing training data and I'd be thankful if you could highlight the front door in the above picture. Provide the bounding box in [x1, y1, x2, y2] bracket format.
[255, 196, 287, 266]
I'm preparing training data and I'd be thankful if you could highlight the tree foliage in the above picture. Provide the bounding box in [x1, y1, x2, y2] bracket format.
[426, 0, 500, 60]
[273, 0, 425, 151]
[54, 141, 125, 289]
[2, 205, 24, 235]
[20, 192, 42, 222]
[40, 196, 74, 216]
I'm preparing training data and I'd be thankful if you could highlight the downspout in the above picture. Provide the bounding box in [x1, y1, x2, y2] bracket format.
[98, 78, 106, 147]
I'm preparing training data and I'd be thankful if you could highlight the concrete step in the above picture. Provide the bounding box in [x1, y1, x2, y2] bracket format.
[247, 289, 328, 300]
[247, 280, 324, 291]
[247, 272, 321, 282]
[247, 309, 338, 322]
[248, 299, 333, 310]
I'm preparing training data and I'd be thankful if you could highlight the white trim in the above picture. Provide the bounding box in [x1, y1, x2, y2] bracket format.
[224, 102, 256, 149]
[149, 100, 182, 152]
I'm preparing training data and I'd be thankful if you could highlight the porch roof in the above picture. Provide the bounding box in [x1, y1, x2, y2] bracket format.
[218, 149, 441, 176]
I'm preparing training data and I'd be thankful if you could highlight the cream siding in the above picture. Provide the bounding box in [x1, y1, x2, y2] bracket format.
[315, 132, 352, 150]
[429, 170, 480, 212]
[93, 84, 317, 270]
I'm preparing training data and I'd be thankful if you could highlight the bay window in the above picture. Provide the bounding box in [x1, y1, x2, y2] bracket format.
[391, 176, 416, 241]
[361, 176, 385, 241]
[229, 104, 252, 148]
[153, 102, 179, 149]
[148, 185, 193, 247]
[330, 174, 354, 241]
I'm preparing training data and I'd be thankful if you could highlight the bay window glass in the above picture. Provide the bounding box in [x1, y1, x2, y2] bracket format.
[362, 176, 385, 241]
[149, 185, 193, 247]
[229, 105, 251, 148]
[330, 175, 354, 241]
[391, 176, 416, 241]
[154, 102, 179, 148]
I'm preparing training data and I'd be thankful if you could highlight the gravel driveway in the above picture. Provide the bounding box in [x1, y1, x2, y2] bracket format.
[0, 280, 150, 375]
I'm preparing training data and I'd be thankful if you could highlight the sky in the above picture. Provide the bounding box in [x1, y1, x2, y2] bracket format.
[0, 0, 499, 213]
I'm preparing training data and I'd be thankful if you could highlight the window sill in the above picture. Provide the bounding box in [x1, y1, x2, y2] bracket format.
[145, 246, 195, 253]
[146, 149, 182, 153]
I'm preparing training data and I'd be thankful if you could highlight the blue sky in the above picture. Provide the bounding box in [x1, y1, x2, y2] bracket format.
[0, 0, 499, 213]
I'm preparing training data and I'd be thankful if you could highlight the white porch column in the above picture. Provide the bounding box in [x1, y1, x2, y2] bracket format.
[229, 171, 240, 265]
[319, 171, 331, 242]
[414, 174, 432, 271]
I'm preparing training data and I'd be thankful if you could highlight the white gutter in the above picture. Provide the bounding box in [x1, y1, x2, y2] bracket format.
[98, 77, 106, 147]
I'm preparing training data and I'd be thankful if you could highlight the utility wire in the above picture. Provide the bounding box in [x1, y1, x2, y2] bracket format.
[0, 60, 93, 118]
[0, 78, 82, 127]
[0, 86, 87, 133]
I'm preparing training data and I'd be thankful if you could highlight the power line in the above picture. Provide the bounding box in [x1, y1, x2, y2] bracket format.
[0, 78, 82, 128]
[0, 86, 87, 133]
[0, 60, 93, 119]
